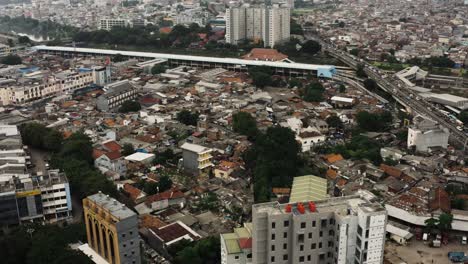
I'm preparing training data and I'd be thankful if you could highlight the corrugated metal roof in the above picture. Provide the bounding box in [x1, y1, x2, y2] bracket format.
[289, 175, 328, 203]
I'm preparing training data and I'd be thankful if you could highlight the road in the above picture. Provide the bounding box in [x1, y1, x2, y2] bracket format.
[310, 34, 468, 148]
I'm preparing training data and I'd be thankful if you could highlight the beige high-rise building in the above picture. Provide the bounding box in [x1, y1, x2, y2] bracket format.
[83, 192, 141, 264]
[225, 5, 290, 48]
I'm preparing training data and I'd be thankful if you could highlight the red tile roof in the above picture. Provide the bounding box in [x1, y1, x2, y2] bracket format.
[103, 141, 122, 152]
[123, 183, 143, 201]
[104, 150, 122, 160]
[242, 48, 288, 61]
[380, 164, 403, 178]
[430, 187, 451, 213]
[92, 148, 106, 159]
[151, 222, 199, 243]
[324, 154, 344, 164]
[145, 188, 184, 205]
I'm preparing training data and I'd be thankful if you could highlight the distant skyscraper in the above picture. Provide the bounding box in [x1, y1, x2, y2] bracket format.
[83, 192, 141, 264]
[225, 5, 290, 48]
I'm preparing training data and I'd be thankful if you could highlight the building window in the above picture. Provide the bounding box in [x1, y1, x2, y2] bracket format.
[300, 245, 304, 251]
[272, 222, 276, 229]
[321, 219, 327, 228]
[283, 232, 287, 238]
[271, 245, 275, 251]
[271, 256, 275, 262]
[299, 256, 305, 262]
[283, 254, 288, 261]
[284, 220, 289, 227]
[283, 243, 287, 250]
[235, 256, 239, 260]
[301, 222, 306, 229]
[320, 231, 323, 237]
[319, 242, 322, 249]
[272, 234, 275, 240]
[312, 220, 316, 227]
[298, 234, 304, 243]
[311, 243, 316, 249]
[308, 233, 312, 239]
[307, 255, 311, 261]
[247, 253, 252, 259]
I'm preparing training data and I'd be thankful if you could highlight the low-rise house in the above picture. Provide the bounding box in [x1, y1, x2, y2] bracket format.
[214, 160, 238, 179]
[145, 188, 185, 211]
[123, 183, 147, 204]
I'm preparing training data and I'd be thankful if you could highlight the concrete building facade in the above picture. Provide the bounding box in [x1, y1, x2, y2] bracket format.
[98, 18, 128, 31]
[83, 192, 141, 264]
[250, 190, 387, 264]
[96, 80, 138, 111]
[407, 115, 450, 152]
[180, 142, 214, 176]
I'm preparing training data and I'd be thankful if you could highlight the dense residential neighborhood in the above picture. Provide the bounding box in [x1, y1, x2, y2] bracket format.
[1, 0, 468, 264]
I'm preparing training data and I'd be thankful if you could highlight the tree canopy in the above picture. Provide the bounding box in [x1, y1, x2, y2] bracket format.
[232, 111, 258, 139]
[170, 237, 220, 264]
[1, 54, 22, 65]
[245, 126, 301, 202]
[301, 40, 321, 55]
[118, 100, 141, 113]
[326, 115, 343, 129]
[19, 122, 63, 152]
[176, 110, 199, 126]
[356, 111, 393, 132]
[248, 66, 273, 88]
[302, 82, 325, 102]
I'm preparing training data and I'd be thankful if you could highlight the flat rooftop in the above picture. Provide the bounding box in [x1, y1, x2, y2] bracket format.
[33, 46, 336, 72]
[289, 175, 328, 203]
[87, 192, 136, 220]
[253, 190, 384, 217]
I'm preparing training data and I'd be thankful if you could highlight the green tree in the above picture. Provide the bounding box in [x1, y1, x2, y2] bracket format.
[151, 64, 166, 75]
[18, 36, 31, 44]
[339, 84, 346, 93]
[438, 213, 453, 231]
[363, 79, 377, 92]
[232, 111, 258, 139]
[112, 53, 126, 63]
[289, 78, 303, 88]
[301, 40, 321, 55]
[290, 19, 304, 35]
[173, 237, 220, 264]
[122, 143, 134, 156]
[176, 110, 199, 126]
[356, 63, 367, 78]
[118, 100, 141, 113]
[356, 111, 392, 132]
[1, 54, 22, 65]
[7, 38, 14, 47]
[350, 48, 360, 57]
[458, 110, 468, 124]
[425, 217, 438, 232]
[158, 175, 173, 192]
[303, 82, 325, 102]
[249, 66, 273, 88]
[326, 115, 343, 129]
[153, 148, 177, 165]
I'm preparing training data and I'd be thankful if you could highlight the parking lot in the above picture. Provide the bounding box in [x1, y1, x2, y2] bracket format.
[385, 240, 468, 264]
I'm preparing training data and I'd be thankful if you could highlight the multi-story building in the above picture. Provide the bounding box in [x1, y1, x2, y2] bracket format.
[264, 5, 291, 48]
[180, 142, 214, 176]
[225, 4, 290, 48]
[98, 18, 128, 31]
[175, 8, 210, 27]
[221, 190, 386, 264]
[83, 192, 141, 264]
[0, 69, 94, 105]
[92, 66, 112, 86]
[0, 43, 12, 57]
[407, 115, 450, 152]
[221, 223, 253, 264]
[96, 80, 137, 111]
[0, 169, 73, 225]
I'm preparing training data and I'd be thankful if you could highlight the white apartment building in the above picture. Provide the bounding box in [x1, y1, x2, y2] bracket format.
[225, 5, 290, 48]
[249, 190, 387, 264]
[175, 8, 209, 27]
[407, 115, 450, 152]
[98, 18, 128, 30]
[0, 70, 94, 105]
